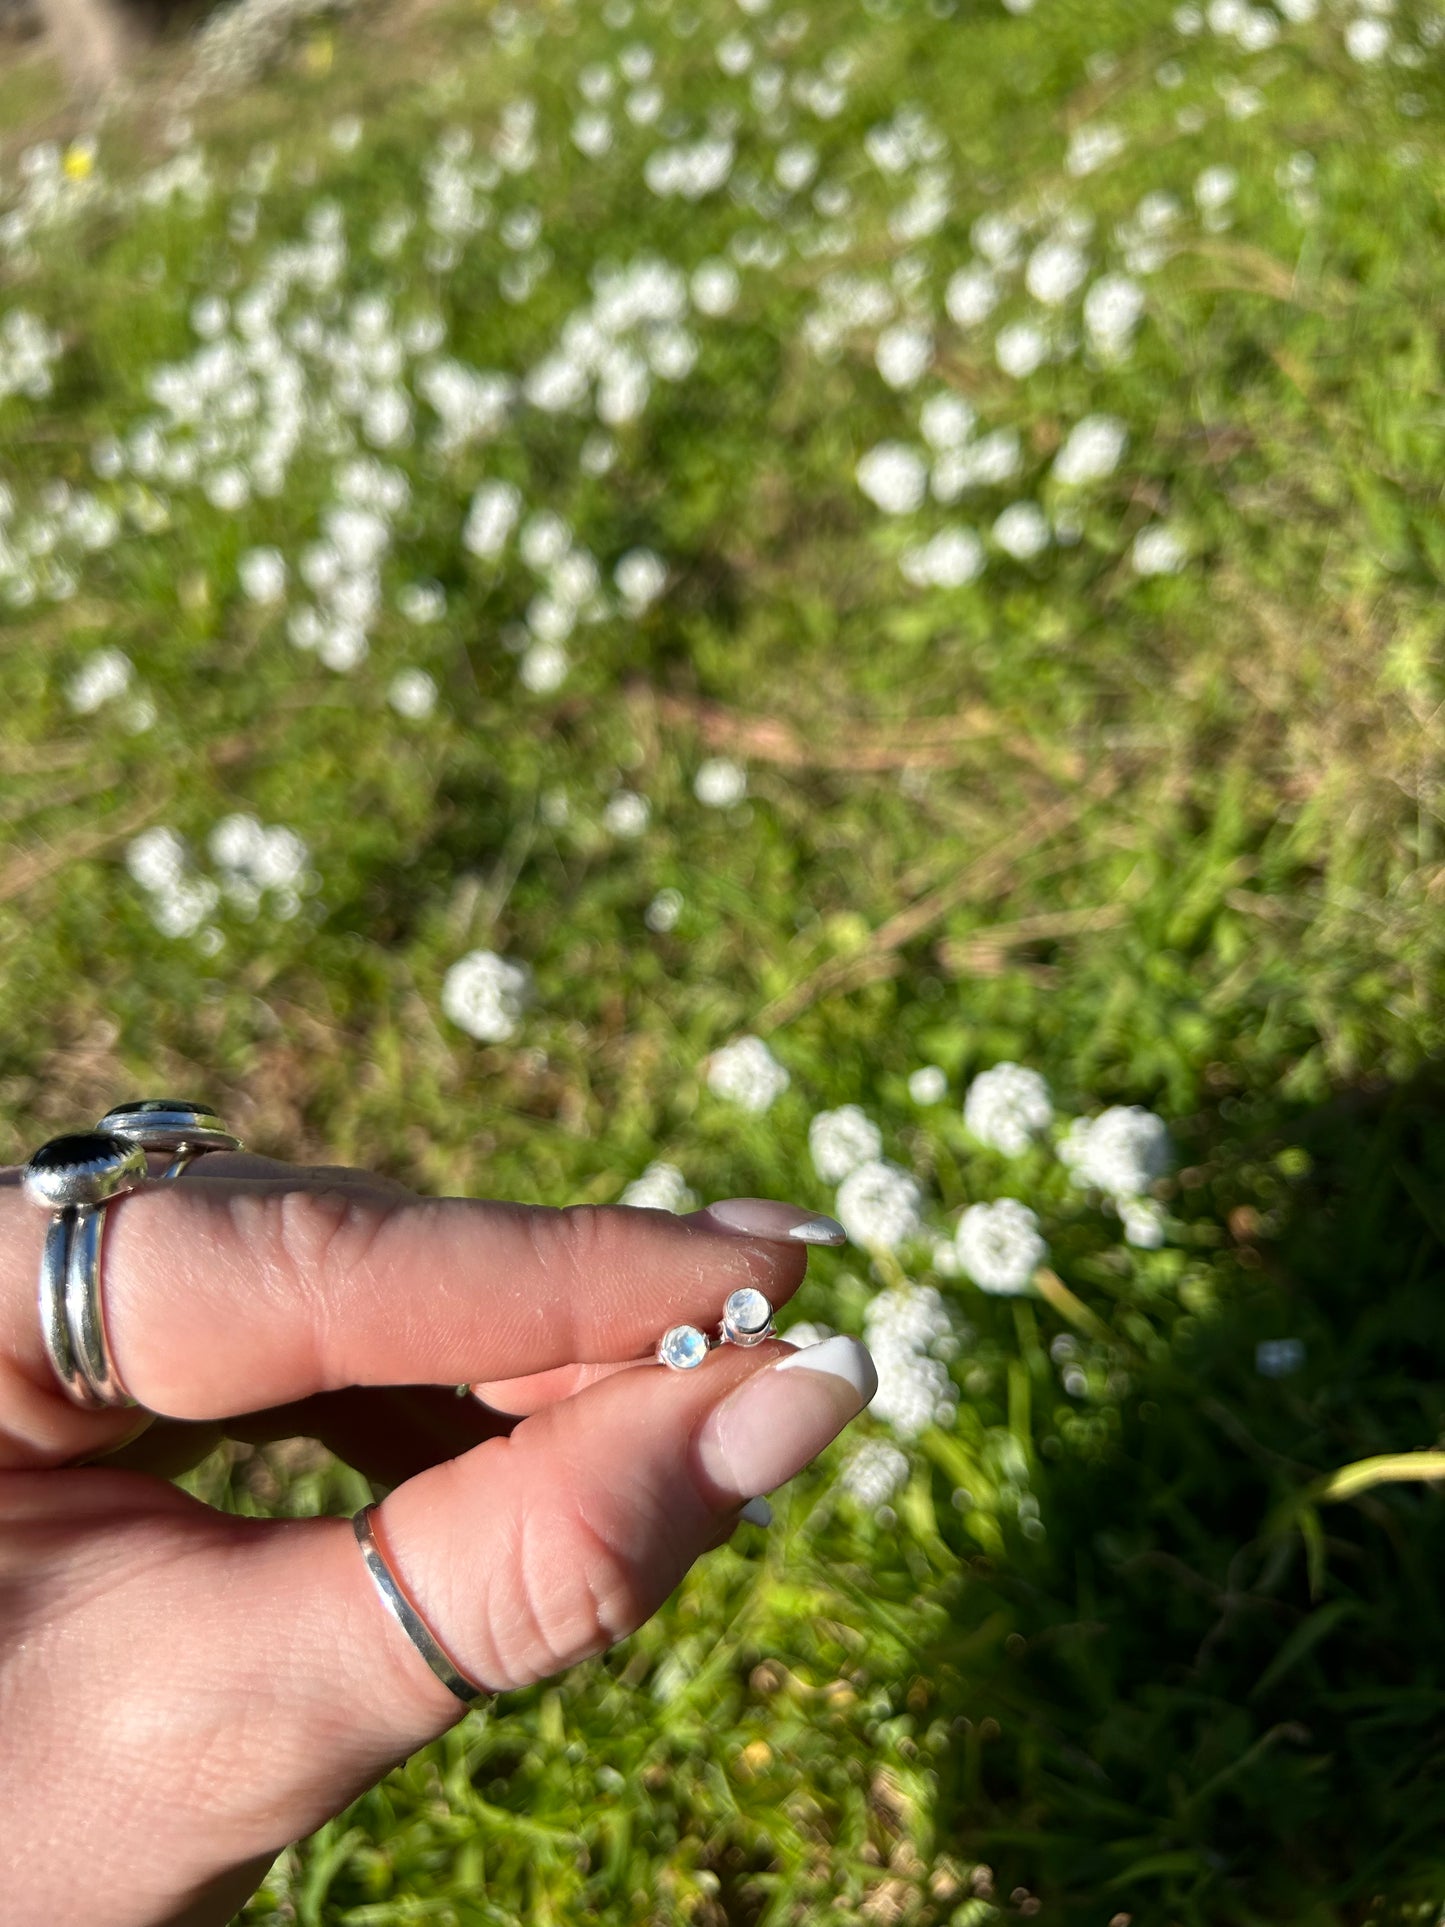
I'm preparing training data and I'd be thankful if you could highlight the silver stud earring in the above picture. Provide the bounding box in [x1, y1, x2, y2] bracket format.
[719, 1287, 775, 1348]
[656, 1323, 712, 1370]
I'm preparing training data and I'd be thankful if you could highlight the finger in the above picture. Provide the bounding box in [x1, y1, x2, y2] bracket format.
[2, 1336, 873, 1922]
[0, 1178, 845, 1445]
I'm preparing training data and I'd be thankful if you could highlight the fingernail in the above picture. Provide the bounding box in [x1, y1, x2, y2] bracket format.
[740, 1496, 773, 1526]
[693, 1336, 877, 1503]
[701, 1198, 847, 1246]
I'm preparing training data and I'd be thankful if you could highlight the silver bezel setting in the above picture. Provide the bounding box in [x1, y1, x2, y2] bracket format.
[719, 1287, 775, 1348]
[95, 1099, 241, 1158]
[23, 1132, 149, 1211]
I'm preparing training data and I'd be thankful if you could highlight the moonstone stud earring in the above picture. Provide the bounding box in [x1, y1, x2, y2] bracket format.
[719, 1287, 775, 1348]
[657, 1323, 712, 1370]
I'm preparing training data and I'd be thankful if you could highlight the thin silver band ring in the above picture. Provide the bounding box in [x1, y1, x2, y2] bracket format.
[351, 1503, 488, 1707]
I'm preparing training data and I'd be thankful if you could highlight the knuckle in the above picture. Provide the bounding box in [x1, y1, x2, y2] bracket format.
[525, 1202, 614, 1290]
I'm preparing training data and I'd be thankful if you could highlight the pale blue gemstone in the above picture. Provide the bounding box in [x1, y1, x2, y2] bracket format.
[660, 1324, 708, 1370]
[724, 1287, 771, 1336]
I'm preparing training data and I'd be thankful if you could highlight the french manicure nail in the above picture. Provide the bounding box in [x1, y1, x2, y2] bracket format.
[693, 1335, 877, 1503]
[702, 1198, 847, 1247]
[739, 1496, 773, 1526]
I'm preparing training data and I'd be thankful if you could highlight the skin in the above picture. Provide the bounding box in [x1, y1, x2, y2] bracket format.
[0, 1153, 866, 1926]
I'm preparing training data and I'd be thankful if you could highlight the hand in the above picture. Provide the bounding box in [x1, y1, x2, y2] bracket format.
[0, 1154, 876, 1926]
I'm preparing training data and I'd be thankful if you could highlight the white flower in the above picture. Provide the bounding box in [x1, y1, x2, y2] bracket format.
[1025, 238, 1088, 307]
[933, 428, 1022, 500]
[598, 781, 652, 840]
[126, 825, 187, 892]
[775, 142, 820, 193]
[840, 1438, 911, 1509]
[809, 1105, 883, 1183]
[1084, 274, 1146, 358]
[239, 548, 286, 603]
[920, 393, 976, 450]
[1060, 1105, 1173, 1198]
[876, 322, 933, 390]
[398, 581, 446, 624]
[863, 1284, 959, 1437]
[945, 264, 1000, 328]
[441, 949, 535, 1043]
[463, 481, 522, 558]
[992, 502, 1050, 559]
[1194, 164, 1238, 211]
[995, 321, 1048, 380]
[1121, 1198, 1167, 1248]
[909, 1065, 948, 1104]
[621, 1161, 696, 1211]
[572, 112, 614, 158]
[1344, 15, 1390, 59]
[964, 1063, 1053, 1154]
[520, 640, 569, 692]
[1052, 415, 1128, 487]
[835, 1158, 924, 1250]
[645, 887, 682, 932]
[955, 1198, 1046, 1295]
[900, 527, 985, 588]
[1066, 122, 1126, 176]
[706, 1034, 790, 1112]
[1132, 524, 1187, 575]
[694, 757, 747, 807]
[615, 548, 668, 612]
[388, 668, 437, 719]
[66, 647, 132, 714]
[857, 442, 928, 515]
[691, 260, 740, 315]
[972, 212, 1022, 265]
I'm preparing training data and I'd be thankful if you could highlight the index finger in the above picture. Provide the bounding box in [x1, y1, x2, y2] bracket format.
[0, 1177, 845, 1427]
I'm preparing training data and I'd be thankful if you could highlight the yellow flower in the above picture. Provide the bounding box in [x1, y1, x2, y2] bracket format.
[62, 143, 95, 182]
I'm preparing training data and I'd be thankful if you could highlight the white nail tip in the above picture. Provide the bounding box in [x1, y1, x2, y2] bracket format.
[740, 1496, 773, 1525]
[773, 1334, 877, 1402]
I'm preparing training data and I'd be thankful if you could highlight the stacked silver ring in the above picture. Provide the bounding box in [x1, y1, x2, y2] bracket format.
[655, 1286, 776, 1370]
[23, 1100, 241, 1410]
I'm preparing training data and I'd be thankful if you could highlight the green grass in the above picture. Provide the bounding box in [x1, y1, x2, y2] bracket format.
[4, 0, 1445, 1917]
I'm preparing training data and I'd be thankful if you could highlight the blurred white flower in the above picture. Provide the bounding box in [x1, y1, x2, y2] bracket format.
[694, 757, 747, 807]
[900, 527, 985, 588]
[520, 640, 569, 692]
[1052, 415, 1128, 486]
[920, 393, 976, 450]
[621, 1161, 696, 1211]
[1084, 274, 1146, 358]
[1060, 1105, 1173, 1198]
[909, 1065, 948, 1104]
[645, 887, 683, 932]
[840, 1438, 911, 1509]
[66, 647, 132, 714]
[945, 264, 1001, 328]
[933, 428, 1022, 499]
[809, 1104, 884, 1183]
[972, 212, 1022, 265]
[239, 548, 287, 603]
[442, 949, 535, 1043]
[964, 1062, 1053, 1154]
[1066, 122, 1126, 176]
[398, 581, 446, 624]
[388, 668, 437, 719]
[864, 1283, 959, 1437]
[835, 1158, 924, 1250]
[857, 442, 928, 515]
[995, 321, 1048, 380]
[615, 548, 668, 612]
[603, 789, 650, 837]
[691, 260, 740, 315]
[126, 826, 187, 892]
[1025, 238, 1088, 306]
[1132, 524, 1187, 575]
[1344, 15, 1390, 59]
[1121, 1198, 1167, 1248]
[706, 1034, 790, 1112]
[992, 502, 1050, 559]
[876, 322, 933, 390]
[955, 1198, 1046, 1294]
[1194, 164, 1238, 211]
[464, 481, 523, 559]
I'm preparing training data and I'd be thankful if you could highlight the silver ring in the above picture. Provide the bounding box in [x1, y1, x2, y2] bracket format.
[352, 1504, 489, 1707]
[24, 1133, 149, 1411]
[96, 1098, 243, 1179]
[718, 1287, 775, 1348]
